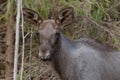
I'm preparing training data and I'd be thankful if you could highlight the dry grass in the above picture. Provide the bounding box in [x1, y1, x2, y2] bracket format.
[21, 57, 61, 80]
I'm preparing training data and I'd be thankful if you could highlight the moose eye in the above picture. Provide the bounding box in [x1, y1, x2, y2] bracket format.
[55, 32, 60, 39]
[36, 32, 39, 37]
[38, 33, 44, 44]
[36, 32, 41, 44]
[49, 33, 59, 45]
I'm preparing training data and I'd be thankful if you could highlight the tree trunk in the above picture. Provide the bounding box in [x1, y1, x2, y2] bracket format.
[5, 6, 14, 80]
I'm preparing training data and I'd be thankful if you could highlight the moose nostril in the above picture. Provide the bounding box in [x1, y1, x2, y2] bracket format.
[41, 48, 47, 53]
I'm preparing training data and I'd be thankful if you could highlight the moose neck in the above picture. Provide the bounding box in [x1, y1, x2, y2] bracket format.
[52, 32, 75, 76]
[60, 33, 75, 52]
[53, 32, 74, 57]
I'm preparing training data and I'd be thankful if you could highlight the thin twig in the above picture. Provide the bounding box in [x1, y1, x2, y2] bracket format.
[13, 0, 21, 80]
[24, 32, 30, 38]
[20, 0, 25, 79]
[29, 27, 33, 80]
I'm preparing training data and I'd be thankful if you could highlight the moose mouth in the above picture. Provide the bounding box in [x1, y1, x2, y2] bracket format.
[39, 51, 52, 61]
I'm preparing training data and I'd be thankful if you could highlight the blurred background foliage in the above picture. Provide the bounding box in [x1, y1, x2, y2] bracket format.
[2, 0, 120, 49]
[0, 0, 120, 79]
[25, 0, 120, 50]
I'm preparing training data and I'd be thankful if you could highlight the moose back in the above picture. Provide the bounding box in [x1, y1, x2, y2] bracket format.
[23, 7, 120, 80]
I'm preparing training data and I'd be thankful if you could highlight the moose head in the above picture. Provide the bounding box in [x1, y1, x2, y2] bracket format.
[23, 7, 74, 60]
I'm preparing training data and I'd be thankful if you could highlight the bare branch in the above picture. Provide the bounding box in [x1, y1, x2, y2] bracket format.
[13, 0, 21, 80]
[20, 0, 25, 79]
[29, 27, 33, 80]
[24, 32, 30, 38]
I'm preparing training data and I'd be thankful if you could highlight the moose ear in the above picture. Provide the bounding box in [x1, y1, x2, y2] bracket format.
[23, 8, 42, 26]
[56, 7, 74, 27]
